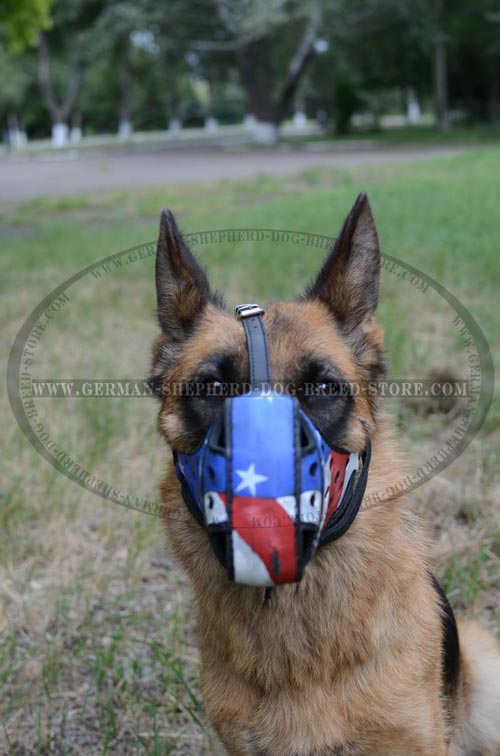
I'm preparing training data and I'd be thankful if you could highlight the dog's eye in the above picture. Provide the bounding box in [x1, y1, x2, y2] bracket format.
[204, 378, 222, 390]
[195, 376, 224, 397]
[304, 380, 342, 398]
[199, 376, 220, 385]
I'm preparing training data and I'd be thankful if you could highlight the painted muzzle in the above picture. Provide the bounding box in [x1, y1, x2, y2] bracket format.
[174, 304, 369, 587]
[175, 391, 360, 585]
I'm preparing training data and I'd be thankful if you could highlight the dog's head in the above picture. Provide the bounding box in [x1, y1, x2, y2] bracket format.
[151, 194, 387, 584]
[152, 193, 384, 449]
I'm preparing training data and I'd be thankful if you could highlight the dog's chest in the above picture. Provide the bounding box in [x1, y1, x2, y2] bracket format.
[204, 586, 372, 690]
[199, 597, 379, 755]
[248, 741, 362, 756]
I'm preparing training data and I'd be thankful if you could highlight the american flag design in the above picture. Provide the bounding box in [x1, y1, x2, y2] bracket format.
[176, 393, 359, 586]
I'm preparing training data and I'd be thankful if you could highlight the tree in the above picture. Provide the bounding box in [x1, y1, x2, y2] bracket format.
[0, 0, 53, 146]
[0, 0, 53, 51]
[215, 0, 322, 140]
[327, 0, 449, 131]
[431, 0, 449, 130]
[91, 2, 151, 137]
[150, 0, 230, 131]
[38, 31, 84, 144]
[306, 0, 430, 133]
[37, 0, 104, 146]
[5, 0, 500, 144]
[0, 44, 35, 146]
[445, 0, 500, 128]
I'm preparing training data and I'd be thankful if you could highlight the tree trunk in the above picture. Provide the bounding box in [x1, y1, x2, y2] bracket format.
[203, 70, 218, 133]
[238, 40, 279, 142]
[238, 39, 278, 124]
[7, 112, 25, 150]
[274, 2, 320, 127]
[166, 55, 182, 134]
[433, 0, 449, 131]
[406, 87, 421, 125]
[488, 78, 499, 131]
[118, 33, 133, 139]
[237, 1, 321, 140]
[274, 45, 315, 127]
[70, 111, 82, 143]
[38, 32, 84, 147]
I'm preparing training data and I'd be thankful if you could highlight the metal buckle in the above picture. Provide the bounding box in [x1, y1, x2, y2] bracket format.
[234, 303, 265, 319]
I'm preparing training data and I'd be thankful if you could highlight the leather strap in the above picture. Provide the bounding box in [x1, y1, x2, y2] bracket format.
[235, 304, 270, 389]
[234, 301, 371, 550]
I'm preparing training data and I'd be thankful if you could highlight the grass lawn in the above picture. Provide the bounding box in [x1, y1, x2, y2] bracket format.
[281, 122, 500, 149]
[1, 148, 499, 754]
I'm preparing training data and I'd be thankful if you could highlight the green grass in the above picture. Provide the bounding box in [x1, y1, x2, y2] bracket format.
[281, 122, 500, 149]
[1, 148, 499, 753]
[374, 123, 500, 147]
[443, 536, 500, 608]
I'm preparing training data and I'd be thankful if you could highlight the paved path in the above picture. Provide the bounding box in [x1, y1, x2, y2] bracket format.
[0, 145, 469, 203]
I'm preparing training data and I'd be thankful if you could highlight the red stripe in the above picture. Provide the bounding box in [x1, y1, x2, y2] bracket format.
[229, 496, 297, 584]
[324, 451, 348, 525]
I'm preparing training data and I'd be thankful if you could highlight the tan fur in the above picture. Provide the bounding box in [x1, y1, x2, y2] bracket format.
[153, 200, 500, 755]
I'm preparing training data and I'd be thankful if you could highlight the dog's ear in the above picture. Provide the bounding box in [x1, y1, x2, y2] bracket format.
[155, 210, 219, 343]
[306, 193, 380, 331]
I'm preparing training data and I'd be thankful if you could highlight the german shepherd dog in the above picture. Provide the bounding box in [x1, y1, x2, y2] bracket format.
[150, 195, 500, 755]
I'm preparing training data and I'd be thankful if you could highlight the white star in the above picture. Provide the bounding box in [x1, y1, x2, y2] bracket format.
[235, 463, 268, 496]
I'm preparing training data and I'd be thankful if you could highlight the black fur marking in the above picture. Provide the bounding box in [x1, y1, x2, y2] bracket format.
[296, 356, 353, 447]
[180, 351, 243, 446]
[146, 373, 164, 399]
[431, 574, 460, 696]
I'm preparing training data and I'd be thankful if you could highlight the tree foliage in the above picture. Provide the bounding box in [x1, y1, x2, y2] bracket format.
[0, 0, 53, 51]
[2, 0, 500, 140]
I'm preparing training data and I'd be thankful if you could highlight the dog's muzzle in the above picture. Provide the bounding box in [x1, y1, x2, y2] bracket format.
[174, 304, 370, 587]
